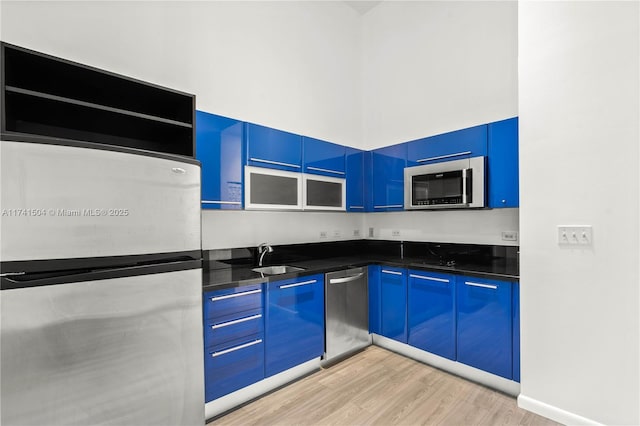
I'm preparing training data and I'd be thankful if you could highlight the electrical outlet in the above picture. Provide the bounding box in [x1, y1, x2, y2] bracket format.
[353, 229, 360, 237]
[333, 230, 341, 238]
[558, 225, 592, 245]
[501, 231, 518, 241]
[392, 230, 401, 237]
[320, 231, 327, 239]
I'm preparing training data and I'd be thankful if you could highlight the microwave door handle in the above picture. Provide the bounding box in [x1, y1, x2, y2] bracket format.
[462, 168, 473, 204]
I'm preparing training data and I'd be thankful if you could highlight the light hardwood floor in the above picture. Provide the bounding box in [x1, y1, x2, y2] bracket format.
[207, 346, 561, 426]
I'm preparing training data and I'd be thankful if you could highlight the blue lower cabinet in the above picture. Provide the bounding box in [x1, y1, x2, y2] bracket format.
[204, 338, 265, 402]
[513, 282, 520, 382]
[203, 284, 266, 402]
[368, 265, 381, 334]
[408, 270, 456, 360]
[457, 276, 513, 379]
[380, 267, 407, 343]
[265, 274, 324, 377]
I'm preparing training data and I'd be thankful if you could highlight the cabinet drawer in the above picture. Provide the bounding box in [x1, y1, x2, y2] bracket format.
[204, 312, 264, 349]
[204, 338, 265, 402]
[203, 284, 263, 321]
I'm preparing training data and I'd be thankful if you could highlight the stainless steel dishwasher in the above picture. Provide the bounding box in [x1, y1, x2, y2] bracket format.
[324, 267, 371, 364]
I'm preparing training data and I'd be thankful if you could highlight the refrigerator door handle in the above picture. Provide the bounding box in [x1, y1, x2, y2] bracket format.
[1, 259, 201, 290]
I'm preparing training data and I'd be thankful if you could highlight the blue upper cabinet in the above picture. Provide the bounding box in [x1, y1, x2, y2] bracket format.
[303, 137, 346, 177]
[487, 117, 519, 208]
[406, 124, 488, 167]
[246, 123, 302, 172]
[371, 144, 407, 211]
[457, 275, 513, 380]
[345, 147, 365, 212]
[407, 270, 456, 361]
[195, 111, 244, 209]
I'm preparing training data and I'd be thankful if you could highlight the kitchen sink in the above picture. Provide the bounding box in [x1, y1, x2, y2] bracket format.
[252, 265, 305, 275]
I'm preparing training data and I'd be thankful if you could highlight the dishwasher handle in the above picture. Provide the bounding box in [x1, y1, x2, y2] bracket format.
[329, 272, 365, 284]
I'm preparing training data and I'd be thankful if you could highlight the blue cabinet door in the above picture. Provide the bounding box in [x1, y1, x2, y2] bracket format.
[408, 270, 456, 360]
[195, 111, 244, 209]
[380, 266, 407, 343]
[406, 124, 488, 167]
[303, 137, 346, 177]
[346, 147, 365, 212]
[246, 123, 302, 172]
[371, 144, 407, 211]
[204, 338, 265, 401]
[513, 282, 520, 382]
[368, 265, 381, 334]
[457, 276, 512, 379]
[363, 150, 374, 212]
[265, 274, 324, 377]
[487, 117, 519, 208]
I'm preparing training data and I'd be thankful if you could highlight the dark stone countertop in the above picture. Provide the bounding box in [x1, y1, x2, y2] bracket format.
[203, 254, 519, 293]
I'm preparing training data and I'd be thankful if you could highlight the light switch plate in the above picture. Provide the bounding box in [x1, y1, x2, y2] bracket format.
[558, 225, 593, 245]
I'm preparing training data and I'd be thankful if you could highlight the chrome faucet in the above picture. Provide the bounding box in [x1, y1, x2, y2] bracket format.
[257, 243, 274, 267]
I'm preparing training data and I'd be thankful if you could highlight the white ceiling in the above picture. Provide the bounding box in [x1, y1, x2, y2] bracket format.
[343, 1, 382, 15]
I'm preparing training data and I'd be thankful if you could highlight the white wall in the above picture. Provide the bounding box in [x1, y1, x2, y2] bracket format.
[0, 0, 367, 250]
[357, 0, 519, 249]
[365, 209, 519, 246]
[202, 211, 364, 250]
[1, 1, 520, 252]
[0, 1, 362, 148]
[518, 2, 639, 425]
[361, 1, 518, 149]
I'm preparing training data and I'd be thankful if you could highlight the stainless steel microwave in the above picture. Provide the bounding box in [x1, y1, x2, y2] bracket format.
[404, 156, 486, 209]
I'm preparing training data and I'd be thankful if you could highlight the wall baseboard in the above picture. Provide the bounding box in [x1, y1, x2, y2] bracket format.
[517, 394, 603, 426]
[204, 358, 321, 421]
[372, 334, 521, 396]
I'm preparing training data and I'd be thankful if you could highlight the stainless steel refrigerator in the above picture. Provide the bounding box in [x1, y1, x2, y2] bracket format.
[0, 140, 204, 425]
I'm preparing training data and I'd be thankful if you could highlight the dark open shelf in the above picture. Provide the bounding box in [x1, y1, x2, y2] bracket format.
[1, 42, 195, 158]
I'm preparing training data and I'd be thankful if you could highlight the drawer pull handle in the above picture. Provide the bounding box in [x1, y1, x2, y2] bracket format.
[210, 289, 261, 302]
[202, 200, 242, 205]
[416, 151, 472, 163]
[211, 314, 262, 330]
[250, 158, 301, 169]
[349, 206, 364, 209]
[410, 274, 449, 283]
[382, 270, 403, 276]
[211, 339, 263, 357]
[465, 281, 498, 290]
[307, 166, 345, 175]
[279, 279, 316, 289]
[374, 205, 403, 209]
